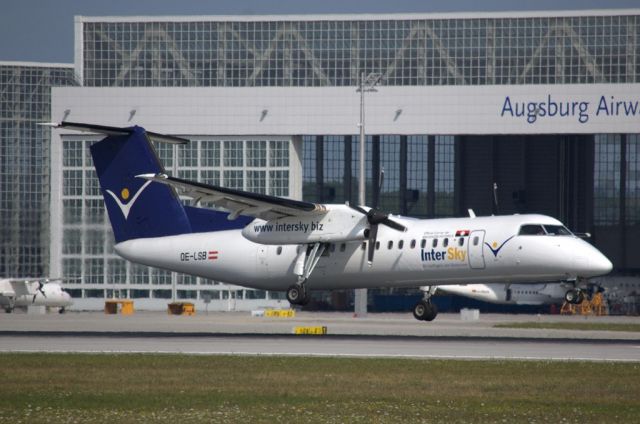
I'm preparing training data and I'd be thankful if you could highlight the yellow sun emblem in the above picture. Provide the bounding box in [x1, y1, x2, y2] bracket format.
[492, 241, 498, 248]
[121, 188, 130, 201]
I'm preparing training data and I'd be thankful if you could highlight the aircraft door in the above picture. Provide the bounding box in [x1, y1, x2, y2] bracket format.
[468, 230, 486, 269]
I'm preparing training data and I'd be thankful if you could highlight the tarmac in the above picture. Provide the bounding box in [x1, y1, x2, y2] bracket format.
[1, 310, 639, 340]
[2, 311, 639, 361]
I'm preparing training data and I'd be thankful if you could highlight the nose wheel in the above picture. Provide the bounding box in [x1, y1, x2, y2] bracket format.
[564, 288, 585, 305]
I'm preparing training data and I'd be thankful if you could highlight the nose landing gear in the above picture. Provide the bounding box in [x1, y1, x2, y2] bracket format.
[564, 288, 586, 305]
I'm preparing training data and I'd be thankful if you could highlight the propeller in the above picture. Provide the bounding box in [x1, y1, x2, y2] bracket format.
[349, 169, 407, 265]
[32, 281, 47, 304]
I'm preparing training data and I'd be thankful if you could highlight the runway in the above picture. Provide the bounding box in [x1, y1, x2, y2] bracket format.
[1, 333, 639, 362]
[1, 311, 639, 361]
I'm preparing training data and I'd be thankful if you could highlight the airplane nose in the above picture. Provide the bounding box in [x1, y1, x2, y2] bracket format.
[593, 254, 613, 276]
[575, 252, 613, 277]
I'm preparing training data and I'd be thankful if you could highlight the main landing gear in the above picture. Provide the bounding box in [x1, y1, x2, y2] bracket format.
[413, 286, 438, 322]
[286, 242, 326, 306]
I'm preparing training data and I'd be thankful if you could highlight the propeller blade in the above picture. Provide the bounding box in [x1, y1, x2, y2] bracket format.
[348, 204, 369, 216]
[367, 224, 379, 265]
[32, 294, 37, 304]
[374, 168, 384, 210]
[382, 217, 407, 232]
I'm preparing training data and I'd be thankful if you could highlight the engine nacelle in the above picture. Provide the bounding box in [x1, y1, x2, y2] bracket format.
[241, 204, 367, 245]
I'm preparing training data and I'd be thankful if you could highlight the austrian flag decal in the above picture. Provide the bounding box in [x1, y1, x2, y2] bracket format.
[208, 250, 219, 260]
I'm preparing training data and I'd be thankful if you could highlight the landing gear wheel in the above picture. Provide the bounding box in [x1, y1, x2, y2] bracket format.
[413, 300, 428, 321]
[424, 302, 438, 321]
[4, 307, 13, 313]
[413, 300, 438, 322]
[286, 284, 307, 305]
[59, 307, 66, 314]
[565, 289, 584, 305]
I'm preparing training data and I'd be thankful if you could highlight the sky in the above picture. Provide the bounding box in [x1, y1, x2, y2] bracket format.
[1, 0, 638, 63]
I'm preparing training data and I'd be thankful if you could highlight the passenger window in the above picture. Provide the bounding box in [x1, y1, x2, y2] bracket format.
[398, 240, 404, 249]
[340, 243, 346, 252]
[410, 240, 416, 249]
[443, 238, 449, 247]
[458, 238, 464, 247]
[519, 224, 546, 235]
[276, 246, 282, 255]
[330, 244, 336, 253]
[375, 241, 380, 250]
[361, 242, 366, 251]
[473, 236, 479, 246]
[388, 241, 393, 249]
[432, 239, 438, 248]
[421, 239, 426, 249]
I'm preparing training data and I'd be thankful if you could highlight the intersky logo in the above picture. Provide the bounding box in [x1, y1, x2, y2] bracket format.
[105, 180, 153, 219]
[484, 236, 515, 257]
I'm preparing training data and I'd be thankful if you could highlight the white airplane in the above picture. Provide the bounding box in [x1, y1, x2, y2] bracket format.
[431, 282, 583, 306]
[429, 278, 639, 309]
[48, 122, 613, 321]
[0, 278, 73, 313]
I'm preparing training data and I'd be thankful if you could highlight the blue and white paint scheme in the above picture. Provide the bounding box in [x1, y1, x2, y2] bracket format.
[48, 122, 613, 321]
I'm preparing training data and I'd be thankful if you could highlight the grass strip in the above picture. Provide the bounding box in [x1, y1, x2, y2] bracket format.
[0, 353, 638, 423]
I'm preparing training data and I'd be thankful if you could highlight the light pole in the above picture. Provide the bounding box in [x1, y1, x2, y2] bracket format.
[355, 72, 382, 317]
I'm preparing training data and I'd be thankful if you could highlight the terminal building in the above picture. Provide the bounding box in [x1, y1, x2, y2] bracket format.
[7, 9, 640, 310]
[0, 62, 77, 278]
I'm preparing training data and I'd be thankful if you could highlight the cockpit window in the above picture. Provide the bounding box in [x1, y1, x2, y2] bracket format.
[518, 224, 546, 235]
[543, 225, 573, 236]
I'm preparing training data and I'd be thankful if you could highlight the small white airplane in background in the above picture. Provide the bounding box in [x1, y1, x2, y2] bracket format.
[0, 278, 73, 313]
[48, 122, 613, 322]
[428, 278, 639, 308]
[430, 282, 585, 306]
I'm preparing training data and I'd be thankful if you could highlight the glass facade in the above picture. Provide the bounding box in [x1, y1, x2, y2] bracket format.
[82, 14, 639, 88]
[302, 135, 455, 217]
[0, 63, 77, 277]
[594, 134, 640, 226]
[59, 137, 291, 298]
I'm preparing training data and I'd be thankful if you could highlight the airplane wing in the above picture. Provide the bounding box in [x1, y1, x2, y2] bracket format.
[137, 173, 327, 221]
[7, 280, 33, 297]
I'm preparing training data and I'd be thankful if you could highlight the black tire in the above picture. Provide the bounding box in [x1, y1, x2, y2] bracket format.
[300, 291, 311, 306]
[575, 291, 585, 305]
[564, 289, 576, 304]
[286, 284, 305, 305]
[424, 303, 438, 321]
[413, 300, 428, 321]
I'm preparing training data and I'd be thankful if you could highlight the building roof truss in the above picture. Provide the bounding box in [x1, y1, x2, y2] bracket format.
[384, 21, 466, 85]
[518, 23, 605, 84]
[105, 28, 196, 86]
[244, 23, 331, 87]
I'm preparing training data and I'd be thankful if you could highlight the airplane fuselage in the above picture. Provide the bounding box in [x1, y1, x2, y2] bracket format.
[115, 213, 612, 292]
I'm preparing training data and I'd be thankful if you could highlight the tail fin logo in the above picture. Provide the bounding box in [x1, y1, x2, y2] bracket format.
[105, 180, 153, 220]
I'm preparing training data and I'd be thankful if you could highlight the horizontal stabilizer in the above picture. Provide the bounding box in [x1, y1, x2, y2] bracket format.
[42, 121, 189, 145]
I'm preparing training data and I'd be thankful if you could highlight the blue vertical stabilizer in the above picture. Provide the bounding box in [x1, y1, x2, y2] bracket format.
[89, 126, 192, 242]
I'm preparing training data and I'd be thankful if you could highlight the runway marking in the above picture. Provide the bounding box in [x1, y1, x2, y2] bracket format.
[2, 349, 639, 363]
